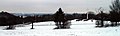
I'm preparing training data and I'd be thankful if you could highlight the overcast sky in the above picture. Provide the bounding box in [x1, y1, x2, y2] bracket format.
[0, 0, 113, 13]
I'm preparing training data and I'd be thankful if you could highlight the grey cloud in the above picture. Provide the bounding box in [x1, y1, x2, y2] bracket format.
[0, 0, 113, 13]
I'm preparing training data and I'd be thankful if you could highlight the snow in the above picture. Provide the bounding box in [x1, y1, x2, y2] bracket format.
[0, 19, 120, 36]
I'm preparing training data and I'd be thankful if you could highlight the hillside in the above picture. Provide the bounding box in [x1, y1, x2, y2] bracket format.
[0, 20, 119, 36]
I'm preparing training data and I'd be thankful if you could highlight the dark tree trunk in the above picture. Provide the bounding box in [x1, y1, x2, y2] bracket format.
[100, 11, 104, 27]
[31, 22, 34, 29]
[111, 22, 114, 26]
[101, 19, 104, 27]
[115, 22, 117, 26]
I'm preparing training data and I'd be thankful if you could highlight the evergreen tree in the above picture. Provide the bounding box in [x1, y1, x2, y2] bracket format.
[110, 0, 120, 11]
[109, 0, 120, 26]
[54, 8, 66, 29]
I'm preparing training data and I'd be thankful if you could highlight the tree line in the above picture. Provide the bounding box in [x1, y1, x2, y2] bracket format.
[0, 0, 120, 29]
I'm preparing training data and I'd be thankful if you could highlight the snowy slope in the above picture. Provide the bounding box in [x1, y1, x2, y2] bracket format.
[0, 19, 120, 36]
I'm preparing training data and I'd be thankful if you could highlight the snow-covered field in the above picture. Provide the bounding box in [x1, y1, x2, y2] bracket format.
[0, 19, 120, 36]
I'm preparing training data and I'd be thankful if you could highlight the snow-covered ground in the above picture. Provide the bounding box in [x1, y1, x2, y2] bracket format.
[0, 19, 120, 36]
